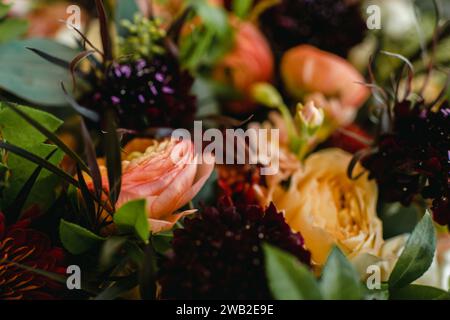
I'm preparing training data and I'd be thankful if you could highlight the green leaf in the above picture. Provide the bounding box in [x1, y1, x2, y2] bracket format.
[364, 283, 390, 300]
[0, 19, 28, 44]
[320, 247, 363, 300]
[0, 103, 66, 210]
[388, 213, 436, 289]
[180, 0, 233, 71]
[264, 244, 322, 300]
[390, 285, 450, 300]
[94, 274, 139, 300]
[232, 0, 253, 19]
[115, 0, 140, 37]
[0, 3, 11, 19]
[152, 231, 174, 254]
[0, 103, 63, 147]
[114, 199, 149, 243]
[1, 101, 90, 173]
[0, 39, 79, 106]
[2, 144, 64, 212]
[60, 219, 106, 255]
[99, 237, 128, 272]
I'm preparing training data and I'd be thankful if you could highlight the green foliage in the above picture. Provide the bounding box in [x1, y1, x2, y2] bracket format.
[180, 0, 233, 72]
[232, 0, 253, 19]
[320, 247, 364, 300]
[388, 213, 436, 289]
[0, 3, 28, 44]
[264, 244, 322, 300]
[113, 199, 150, 243]
[60, 219, 106, 255]
[390, 284, 450, 300]
[0, 39, 79, 106]
[265, 245, 367, 300]
[0, 104, 64, 212]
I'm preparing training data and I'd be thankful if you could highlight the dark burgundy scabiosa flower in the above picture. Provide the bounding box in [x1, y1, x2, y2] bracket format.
[223, 0, 366, 56]
[0, 212, 66, 300]
[82, 56, 196, 131]
[158, 198, 311, 300]
[361, 100, 450, 225]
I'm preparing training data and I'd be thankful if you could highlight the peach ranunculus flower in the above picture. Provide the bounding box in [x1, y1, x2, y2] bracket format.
[91, 138, 215, 233]
[268, 148, 383, 265]
[281, 45, 369, 127]
[214, 19, 274, 114]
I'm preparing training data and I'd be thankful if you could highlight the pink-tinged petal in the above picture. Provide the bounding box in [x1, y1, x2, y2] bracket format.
[149, 210, 197, 233]
[149, 161, 198, 219]
[172, 153, 216, 211]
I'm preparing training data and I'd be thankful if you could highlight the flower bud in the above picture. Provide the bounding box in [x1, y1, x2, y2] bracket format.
[251, 83, 284, 109]
[296, 101, 324, 129]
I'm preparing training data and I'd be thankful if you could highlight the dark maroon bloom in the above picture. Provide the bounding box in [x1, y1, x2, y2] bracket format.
[0, 212, 66, 300]
[362, 100, 450, 225]
[81, 56, 196, 131]
[158, 198, 311, 300]
[224, 0, 366, 56]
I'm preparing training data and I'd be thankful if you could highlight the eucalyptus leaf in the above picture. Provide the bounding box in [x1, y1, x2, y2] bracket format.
[60, 219, 106, 255]
[114, 199, 149, 243]
[0, 39, 79, 106]
[388, 213, 436, 289]
[320, 247, 363, 300]
[264, 244, 322, 300]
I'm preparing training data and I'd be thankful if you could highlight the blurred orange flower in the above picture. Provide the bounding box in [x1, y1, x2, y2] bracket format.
[281, 45, 369, 126]
[215, 19, 274, 114]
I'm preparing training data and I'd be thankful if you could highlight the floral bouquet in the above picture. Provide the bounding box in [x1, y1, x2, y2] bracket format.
[0, 0, 449, 301]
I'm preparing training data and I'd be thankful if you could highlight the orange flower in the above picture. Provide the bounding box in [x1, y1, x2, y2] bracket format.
[281, 45, 369, 126]
[91, 138, 215, 233]
[215, 19, 274, 114]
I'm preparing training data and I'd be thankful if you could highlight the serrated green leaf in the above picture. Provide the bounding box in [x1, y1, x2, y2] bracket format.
[389, 213, 436, 289]
[0, 39, 79, 106]
[60, 219, 106, 255]
[114, 199, 149, 243]
[264, 244, 322, 300]
[320, 247, 363, 300]
[390, 284, 450, 300]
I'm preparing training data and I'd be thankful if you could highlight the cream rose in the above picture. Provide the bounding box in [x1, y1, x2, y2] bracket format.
[270, 148, 384, 265]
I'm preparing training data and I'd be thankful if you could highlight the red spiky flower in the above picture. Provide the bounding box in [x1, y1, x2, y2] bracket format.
[0, 212, 66, 300]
